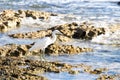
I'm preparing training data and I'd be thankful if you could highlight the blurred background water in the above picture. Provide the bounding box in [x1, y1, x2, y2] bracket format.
[0, 0, 120, 80]
[0, 0, 120, 22]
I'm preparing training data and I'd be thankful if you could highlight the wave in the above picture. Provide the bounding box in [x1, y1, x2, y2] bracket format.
[91, 27, 120, 45]
[2, 0, 120, 6]
[0, 0, 120, 20]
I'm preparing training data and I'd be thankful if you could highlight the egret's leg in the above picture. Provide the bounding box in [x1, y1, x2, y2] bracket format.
[42, 49, 46, 61]
[42, 49, 52, 68]
[39, 51, 42, 61]
[39, 50, 43, 61]
[40, 49, 51, 68]
[39, 49, 46, 61]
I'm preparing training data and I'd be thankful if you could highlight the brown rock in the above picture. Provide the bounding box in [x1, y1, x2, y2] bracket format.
[0, 44, 31, 57]
[97, 74, 117, 80]
[0, 23, 7, 32]
[87, 30, 96, 38]
[0, 9, 52, 32]
[45, 44, 93, 55]
[0, 10, 15, 17]
[3, 21, 17, 28]
[0, 10, 21, 32]
[25, 10, 50, 20]
[72, 28, 86, 39]
[9, 30, 52, 39]
[1, 57, 94, 80]
[68, 70, 80, 74]
[49, 22, 105, 40]
[16, 10, 26, 18]
[58, 35, 71, 42]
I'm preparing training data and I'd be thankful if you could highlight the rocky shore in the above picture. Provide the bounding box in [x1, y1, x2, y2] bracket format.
[0, 43, 92, 57]
[1, 57, 119, 80]
[0, 10, 120, 80]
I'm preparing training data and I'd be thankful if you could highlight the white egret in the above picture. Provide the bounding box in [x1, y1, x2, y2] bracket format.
[29, 30, 62, 60]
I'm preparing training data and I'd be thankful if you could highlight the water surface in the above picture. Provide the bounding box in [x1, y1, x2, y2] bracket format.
[0, 0, 120, 80]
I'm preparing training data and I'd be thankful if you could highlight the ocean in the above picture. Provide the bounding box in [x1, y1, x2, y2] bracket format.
[0, 0, 120, 80]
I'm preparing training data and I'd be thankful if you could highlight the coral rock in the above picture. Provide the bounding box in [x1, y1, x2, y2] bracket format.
[9, 30, 52, 39]
[25, 10, 50, 20]
[45, 44, 93, 55]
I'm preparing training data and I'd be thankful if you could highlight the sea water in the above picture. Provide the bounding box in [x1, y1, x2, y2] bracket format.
[0, 0, 120, 80]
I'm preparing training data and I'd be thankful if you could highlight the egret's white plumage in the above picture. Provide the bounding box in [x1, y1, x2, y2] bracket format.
[29, 30, 61, 52]
[29, 37, 54, 51]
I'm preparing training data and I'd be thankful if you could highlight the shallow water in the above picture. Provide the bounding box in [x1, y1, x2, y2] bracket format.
[0, 0, 120, 80]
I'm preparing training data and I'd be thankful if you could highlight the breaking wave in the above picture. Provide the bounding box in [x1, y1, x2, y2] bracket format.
[92, 27, 120, 45]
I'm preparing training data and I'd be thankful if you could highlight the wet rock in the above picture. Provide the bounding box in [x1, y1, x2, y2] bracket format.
[0, 44, 31, 57]
[3, 21, 17, 28]
[57, 35, 71, 42]
[0, 43, 92, 57]
[50, 13, 58, 16]
[68, 70, 80, 74]
[25, 10, 50, 20]
[0, 10, 21, 32]
[49, 22, 105, 40]
[89, 68, 107, 74]
[72, 28, 86, 39]
[0, 10, 15, 18]
[0, 57, 89, 79]
[76, 64, 108, 75]
[97, 74, 118, 80]
[9, 29, 71, 42]
[0, 23, 7, 32]
[74, 24, 105, 39]
[9, 30, 52, 39]
[8, 21, 106, 40]
[84, 67, 107, 74]
[87, 30, 96, 38]
[0, 10, 53, 32]
[45, 44, 93, 55]
[0, 57, 112, 80]
[16, 10, 51, 20]
[16, 10, 26, 18]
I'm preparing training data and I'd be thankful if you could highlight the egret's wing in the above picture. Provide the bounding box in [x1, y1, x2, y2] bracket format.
[29, 37, 51, 51]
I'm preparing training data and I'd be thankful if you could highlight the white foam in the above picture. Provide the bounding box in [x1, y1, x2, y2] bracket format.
[21, 14, 79, 29]
[92, 21, 109, 28]
[92, 28, 120, 45]
[21, 17, 41, 27]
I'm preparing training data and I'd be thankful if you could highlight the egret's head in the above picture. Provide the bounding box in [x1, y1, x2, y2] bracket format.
[53, 30, 62, 35]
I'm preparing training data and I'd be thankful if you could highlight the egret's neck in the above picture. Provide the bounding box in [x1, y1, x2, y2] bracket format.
[51, 32, 57, 43]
